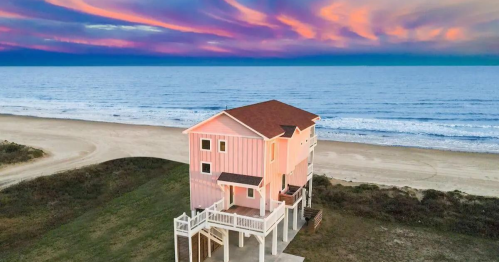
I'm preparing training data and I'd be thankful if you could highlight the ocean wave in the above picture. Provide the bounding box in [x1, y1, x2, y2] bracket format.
[318, 118, 499, 139]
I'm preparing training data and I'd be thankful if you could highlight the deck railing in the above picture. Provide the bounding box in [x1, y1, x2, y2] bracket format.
[264, 200, 285, 233]
[308, 163, 313, 176]
[310, 135, 318, 148]
[279, 185, 303, 206]
[174, 198, 286, 236]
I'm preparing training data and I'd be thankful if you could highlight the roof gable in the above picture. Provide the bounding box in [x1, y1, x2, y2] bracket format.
[225, 100, 319, 139]
[184, 113, 262, 138]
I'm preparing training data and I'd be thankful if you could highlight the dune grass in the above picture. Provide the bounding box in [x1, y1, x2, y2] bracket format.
[2, 161, 499, 262]
[0, 141, 44, 167]
[285, 176, 499, 261]
[311, 175, 499, 239]
[0, 157, 188, 261]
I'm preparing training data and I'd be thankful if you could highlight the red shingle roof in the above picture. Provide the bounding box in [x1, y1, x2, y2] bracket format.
[225, 100, 319, 139]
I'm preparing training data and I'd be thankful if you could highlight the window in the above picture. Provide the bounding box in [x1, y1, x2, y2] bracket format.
[219, 140, 226, 153]
[201, 139, 211, 151]
[281, 174, 286, 191]
[270, 142, 275, 162]
[201, 162, 211, 174]
[247, 188, 254, 199]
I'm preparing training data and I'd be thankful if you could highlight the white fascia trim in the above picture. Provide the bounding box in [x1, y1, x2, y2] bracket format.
[182, 112, 225, 134]
[190, 131, 261, 140]
[217, 180, 262, 190]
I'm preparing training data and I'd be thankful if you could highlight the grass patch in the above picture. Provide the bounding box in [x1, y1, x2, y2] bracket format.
[0, 141, 44, 167]
[285, 175, 499, 261]
[286, 208, 499, 262]
[0, 157, 185, 260]
[312, 175, 499, 239]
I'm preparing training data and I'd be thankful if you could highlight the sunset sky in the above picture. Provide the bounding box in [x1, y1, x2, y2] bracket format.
[0, 0, 498, 64]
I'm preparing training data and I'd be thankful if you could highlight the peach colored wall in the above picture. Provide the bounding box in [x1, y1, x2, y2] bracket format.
[234, 186, 260, 210]
[188, 120, 265, 210]
[190, 113, 260, 138]
[286, 158, 309, 187]
[266, 126, 315, 203]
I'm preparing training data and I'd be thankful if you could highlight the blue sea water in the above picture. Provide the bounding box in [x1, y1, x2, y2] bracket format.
[0, 66, 498, 153]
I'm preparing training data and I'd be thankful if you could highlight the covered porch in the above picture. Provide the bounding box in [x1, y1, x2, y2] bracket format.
[205, 208, 305, 262]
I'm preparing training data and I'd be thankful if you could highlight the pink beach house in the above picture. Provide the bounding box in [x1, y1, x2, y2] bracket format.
[174, 100, 319, 262]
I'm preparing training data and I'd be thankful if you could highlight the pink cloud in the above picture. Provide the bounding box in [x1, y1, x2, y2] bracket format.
[277, 15, 315, 39]
[223, 0, 276, 28]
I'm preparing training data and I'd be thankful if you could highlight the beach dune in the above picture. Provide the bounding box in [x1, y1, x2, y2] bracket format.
[1, 115, 498, 197]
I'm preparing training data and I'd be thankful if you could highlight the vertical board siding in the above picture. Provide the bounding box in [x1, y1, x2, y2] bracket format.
[189, 132, 264, 210]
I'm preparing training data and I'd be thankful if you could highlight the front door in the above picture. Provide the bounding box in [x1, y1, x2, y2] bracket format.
[229, 186, 234, 206]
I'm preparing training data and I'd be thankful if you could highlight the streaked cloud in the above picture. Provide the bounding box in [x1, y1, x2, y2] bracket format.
[0, 0, 497, 57]
[85, 24, 162, 32]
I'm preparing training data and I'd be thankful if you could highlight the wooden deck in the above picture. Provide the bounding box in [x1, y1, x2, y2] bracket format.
[223, 205, 271, 219]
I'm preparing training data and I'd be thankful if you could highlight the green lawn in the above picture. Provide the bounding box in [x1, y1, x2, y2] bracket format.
[1, 159, 498, 262]
[0, 158, 190, 261]
[0, 141, 44, 167]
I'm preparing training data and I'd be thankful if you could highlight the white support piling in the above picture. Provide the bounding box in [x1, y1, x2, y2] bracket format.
[283, 208, 289, 242]
[208, 229, 211, 257]
[223, 230, 229, 262]
[293, 206, 298, 230]
[255, 235, 265, 262]
[308, 179, 313, 207]
[272, 227, 278, 255]
[239, 232, 244, 247]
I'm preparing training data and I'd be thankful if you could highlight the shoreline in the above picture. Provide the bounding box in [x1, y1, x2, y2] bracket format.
[1, 113, 497, 156]
[1, 114, 499, 197]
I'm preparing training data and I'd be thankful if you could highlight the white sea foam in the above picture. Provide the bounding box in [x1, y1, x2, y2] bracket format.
[1, 66, 498, 154]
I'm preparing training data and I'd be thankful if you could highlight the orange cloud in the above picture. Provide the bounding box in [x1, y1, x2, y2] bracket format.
[386, 26, 408, 39]
[201, 45, 233, 53]
[51, 37, 137, 48]
[349, 7, 377, 41]
[277, 15, 315, 39]
[45, 0, 233, 37]
[224, 0, 276, 28]
[415, 27, 443, 41]
[445, 27, 466, 41]
[319, 2, 344, 22]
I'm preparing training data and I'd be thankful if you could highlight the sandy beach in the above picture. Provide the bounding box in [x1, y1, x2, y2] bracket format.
[1, 114, 498, 196]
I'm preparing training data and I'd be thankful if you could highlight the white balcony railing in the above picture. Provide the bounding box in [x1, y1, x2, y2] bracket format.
[310, 135, 318, 148]
[174, 198, 286, 236]
[308, 163, 313, 176]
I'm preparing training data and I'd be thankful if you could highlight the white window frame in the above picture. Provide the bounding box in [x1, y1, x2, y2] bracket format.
[200, 138, 211, 151]
[218, 139, 227, 153]
[201, 161, 212, 175]
[247, 188, 255, 199]
[270, 142, 276, 163]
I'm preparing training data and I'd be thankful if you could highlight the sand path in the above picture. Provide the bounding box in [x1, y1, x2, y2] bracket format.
[1, 115, 498, 197]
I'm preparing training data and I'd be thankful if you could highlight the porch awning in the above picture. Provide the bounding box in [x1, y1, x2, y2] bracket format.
[217, 172, 263, 188]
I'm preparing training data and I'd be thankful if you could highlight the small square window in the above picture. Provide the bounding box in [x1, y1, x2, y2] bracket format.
[201, 162, 211, 174]
[219, 140, 226, 153]
[201, 139, 211, 151]
[247, 188, 254, 198]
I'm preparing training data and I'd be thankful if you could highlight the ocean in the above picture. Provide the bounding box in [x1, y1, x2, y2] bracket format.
[0, 66, 498, 153]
